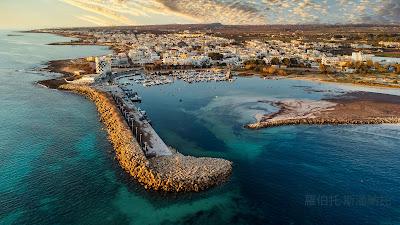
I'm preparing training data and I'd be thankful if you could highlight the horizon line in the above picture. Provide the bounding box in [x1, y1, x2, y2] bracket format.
[25, 22, 400, 31]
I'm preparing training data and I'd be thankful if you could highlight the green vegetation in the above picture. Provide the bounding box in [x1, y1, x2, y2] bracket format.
[208, 52, 224, 60]
[341, 61, 400, 75]
[243, 59, 266, 72]
[375, 52, 400, 58]
[240, 59, 288, 76]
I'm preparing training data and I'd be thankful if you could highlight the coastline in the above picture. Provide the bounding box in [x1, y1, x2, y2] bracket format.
[246, 92, 400, 129]
[31, 29, 398, 191]
[29, 31, 233, 192]
[58, 84, 232, 192]
[37, 58, 97, 88]
[288, 75, 400, 89]
[30, 29, 399, 90]
[235, 72, 400, 89]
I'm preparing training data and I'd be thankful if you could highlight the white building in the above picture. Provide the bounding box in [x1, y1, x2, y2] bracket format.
[222, 57, 242, 66]
[322, 55, 340, 65]
[190, 55, 210, 67]
[111, 53, 129, 67]
[351, 52, 373, 62]
[129, 49, 160, 65]
[379, 41, 400, 48]
[351, 43, 373, 49]
[128, 49, 145, 63]
[95, 56, 111, 75]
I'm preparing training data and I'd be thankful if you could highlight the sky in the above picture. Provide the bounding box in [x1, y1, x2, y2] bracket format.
[1, 0, 399, 29]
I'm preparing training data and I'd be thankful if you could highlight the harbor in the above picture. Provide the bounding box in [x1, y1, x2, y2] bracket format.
[100, 68, 236, 156]
[114, 69, 236, 87]
[110, 85, 173, 157]
[4, 6, 400, 224]
[51, 62, 236, 192]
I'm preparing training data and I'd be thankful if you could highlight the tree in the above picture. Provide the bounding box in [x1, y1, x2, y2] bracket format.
[333, 34, 343, 39]
[319, 63, 327, 73]
[345, 61, 354, 68]
[290, 58, 298, 66]
[270, 57, 280, 65]
[244, 60, 256, 70]
[282, 58, 290, 66]
[277, 69, 287, 76]
[354, 61, 362, 69]
[263, 66, 276, 74]
[395, 64, 400, 74]
[374, 62, 386, 73]
[208, 52, 223, 60]
[366, 60, 374, 68]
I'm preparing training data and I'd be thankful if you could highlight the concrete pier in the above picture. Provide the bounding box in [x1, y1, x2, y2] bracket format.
[110, 86, 172, 157]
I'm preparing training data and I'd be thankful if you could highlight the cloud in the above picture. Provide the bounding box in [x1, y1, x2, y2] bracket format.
[361, 0, 400, 24]
[60, 0, 135, 24]
[76, 15, 115, 26]
[154, 0, 267, 24]
[60, 0, 400, 25]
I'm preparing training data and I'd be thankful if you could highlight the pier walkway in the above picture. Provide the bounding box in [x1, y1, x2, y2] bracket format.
[99, 84, 172, 157]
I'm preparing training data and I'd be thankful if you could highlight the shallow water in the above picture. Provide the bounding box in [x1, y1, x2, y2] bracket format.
[1, 31, 400, 225]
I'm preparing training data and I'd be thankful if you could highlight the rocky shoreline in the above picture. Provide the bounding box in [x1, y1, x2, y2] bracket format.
[246, 92, 400, 130]
[59, 84, 232, 192]
[247, 117, 400, 129]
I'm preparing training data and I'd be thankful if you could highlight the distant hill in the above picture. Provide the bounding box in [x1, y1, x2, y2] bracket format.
[50, 23, 400, 33]
[32, 23, 400, 43]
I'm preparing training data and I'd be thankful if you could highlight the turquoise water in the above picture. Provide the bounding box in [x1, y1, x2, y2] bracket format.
[1, 31, 400, 225]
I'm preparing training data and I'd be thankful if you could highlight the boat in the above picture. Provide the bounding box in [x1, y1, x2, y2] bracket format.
[130, 95, 142, 102]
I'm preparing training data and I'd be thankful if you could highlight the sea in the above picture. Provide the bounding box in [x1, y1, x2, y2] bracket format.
[1, 30, 400, 225]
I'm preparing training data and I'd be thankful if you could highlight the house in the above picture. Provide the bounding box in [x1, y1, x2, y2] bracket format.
[95, 56, 111, 75]
[111, 53, 129, 67]
[351, 52, 373, 62]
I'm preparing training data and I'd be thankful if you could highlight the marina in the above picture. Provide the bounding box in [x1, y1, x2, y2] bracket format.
[103, 69, 236, 156]
[115, 69, 236, 87]
[98, 68, 237, 158]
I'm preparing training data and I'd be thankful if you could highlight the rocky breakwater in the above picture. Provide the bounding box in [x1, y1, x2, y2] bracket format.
[246, 92, 400, 130]
[59, 84, 232, 192]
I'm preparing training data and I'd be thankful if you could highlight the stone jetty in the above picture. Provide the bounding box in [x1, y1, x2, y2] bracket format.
[59, 84, 232, 192]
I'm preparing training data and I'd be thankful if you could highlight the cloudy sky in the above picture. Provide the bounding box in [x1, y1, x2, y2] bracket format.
[1, 0, 399, 29]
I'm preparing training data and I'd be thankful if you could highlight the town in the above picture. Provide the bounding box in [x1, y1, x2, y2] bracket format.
[37, 24, 400, 88]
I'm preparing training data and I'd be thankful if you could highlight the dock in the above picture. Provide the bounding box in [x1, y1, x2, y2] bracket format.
[107, 85, 172, 157]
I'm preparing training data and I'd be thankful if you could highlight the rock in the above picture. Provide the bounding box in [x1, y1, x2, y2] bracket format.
[59, 84, 232, 192]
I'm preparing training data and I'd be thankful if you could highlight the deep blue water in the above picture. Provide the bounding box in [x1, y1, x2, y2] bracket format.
[1, 31, 400, 225]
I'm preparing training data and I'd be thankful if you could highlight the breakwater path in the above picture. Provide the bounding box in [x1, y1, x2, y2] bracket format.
[59, 83, 232, 192]
[106, 85, 172, 157]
